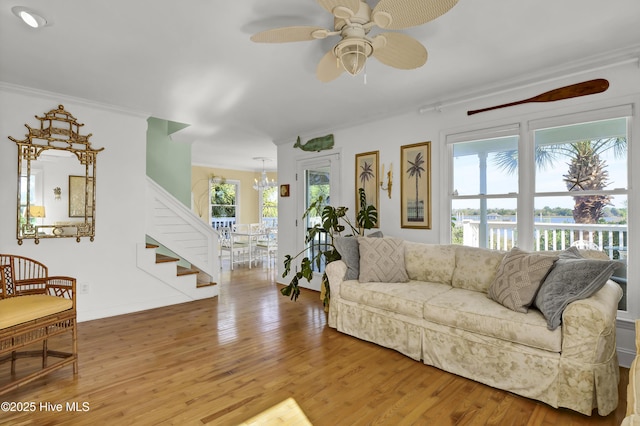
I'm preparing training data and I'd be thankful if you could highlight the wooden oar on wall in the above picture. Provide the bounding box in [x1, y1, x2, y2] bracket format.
[467, 79, 609, 116]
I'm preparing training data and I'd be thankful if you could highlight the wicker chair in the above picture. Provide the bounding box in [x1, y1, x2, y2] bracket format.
[0, 254, 77, 395]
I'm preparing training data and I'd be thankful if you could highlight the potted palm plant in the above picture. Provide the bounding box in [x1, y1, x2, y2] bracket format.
[281, 188, 377, 308]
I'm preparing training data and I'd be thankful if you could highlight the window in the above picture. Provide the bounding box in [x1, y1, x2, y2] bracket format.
[304, 165, 332, 272]
[449, 127, 520, 249]
[18, 175, 36, 226]
[532, 117, 628, 249]
[447, 108, 631, 310]
[532, 117, 628, 309]
[210, 180, 238, 229]
[260, 186, 278, 228]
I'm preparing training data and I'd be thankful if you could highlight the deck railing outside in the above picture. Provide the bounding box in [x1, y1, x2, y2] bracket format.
[460, 220, 627, 259]
[211, 217, 236, 230]
[307, 228, 330, 273]
[212, 217, 277, 230]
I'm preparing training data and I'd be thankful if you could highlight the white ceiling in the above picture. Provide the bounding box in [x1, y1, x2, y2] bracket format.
[1, 0, 640, 172]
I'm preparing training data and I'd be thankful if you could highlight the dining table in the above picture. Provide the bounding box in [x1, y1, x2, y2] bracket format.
[230, 228, 268, 269]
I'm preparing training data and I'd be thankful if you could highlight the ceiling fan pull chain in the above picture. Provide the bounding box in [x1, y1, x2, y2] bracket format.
[363, 55, 368, 84]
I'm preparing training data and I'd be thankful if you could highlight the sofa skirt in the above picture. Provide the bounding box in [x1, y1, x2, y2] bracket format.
[336, 303, 423, 361]
[331, 298, 618, 416]
[421, 321, 560, 410]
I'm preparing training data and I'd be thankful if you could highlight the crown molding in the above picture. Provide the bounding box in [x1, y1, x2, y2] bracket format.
[0, 81, 151, 119]
[418, 44, 640, 114]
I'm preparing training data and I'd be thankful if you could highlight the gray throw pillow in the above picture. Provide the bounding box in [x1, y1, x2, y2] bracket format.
[488, 247, 557, 313]
[334, 231, 382, 280]
[358, 236, 408, 283]
[534, 247, 620, 330]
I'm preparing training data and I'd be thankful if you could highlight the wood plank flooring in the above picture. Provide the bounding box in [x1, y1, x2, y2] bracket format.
[0, 264, 629, 425]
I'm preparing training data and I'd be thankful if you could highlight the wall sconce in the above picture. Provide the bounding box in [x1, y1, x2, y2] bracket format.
[53, 187, 61, 200]
[380, 163, 392, 198]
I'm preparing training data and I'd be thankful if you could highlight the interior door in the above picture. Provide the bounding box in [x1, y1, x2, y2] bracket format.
[296, 153, 341, 290]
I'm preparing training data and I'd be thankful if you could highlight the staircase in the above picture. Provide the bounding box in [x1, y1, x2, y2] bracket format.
[136, 177, 219, 300]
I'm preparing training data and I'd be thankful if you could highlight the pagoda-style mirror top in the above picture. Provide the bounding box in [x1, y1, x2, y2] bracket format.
[8, 105, 104, 244]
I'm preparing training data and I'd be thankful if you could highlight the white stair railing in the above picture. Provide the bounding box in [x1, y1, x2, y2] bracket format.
[145, 177, 219, 282]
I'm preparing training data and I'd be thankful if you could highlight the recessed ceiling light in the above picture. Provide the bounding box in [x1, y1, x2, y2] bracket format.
[11, 6, 47, 28]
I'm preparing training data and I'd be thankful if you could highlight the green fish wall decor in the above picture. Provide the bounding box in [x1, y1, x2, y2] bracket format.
[294, 134, 334, 152]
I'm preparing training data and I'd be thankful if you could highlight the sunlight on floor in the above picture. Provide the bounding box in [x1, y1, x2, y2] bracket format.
[237, 398, 312, 426]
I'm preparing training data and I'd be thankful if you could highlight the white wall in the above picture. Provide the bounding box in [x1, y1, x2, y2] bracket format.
[276, 62, 640, 365]
[0, 84, 193, 322]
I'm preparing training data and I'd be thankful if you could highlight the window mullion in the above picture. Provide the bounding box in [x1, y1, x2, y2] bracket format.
[518, 125, 535, 250]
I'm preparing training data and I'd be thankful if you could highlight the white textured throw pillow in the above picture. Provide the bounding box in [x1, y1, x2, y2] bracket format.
[488, 247, 558, 313]
[358, 237, 409, 283]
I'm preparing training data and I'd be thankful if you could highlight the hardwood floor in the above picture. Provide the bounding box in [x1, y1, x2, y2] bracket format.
[0, 263, 629, 425]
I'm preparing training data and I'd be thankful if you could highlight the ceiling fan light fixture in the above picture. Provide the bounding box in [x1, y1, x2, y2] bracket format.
[335, 39, 372, 76]
[11, 6, 47, 28]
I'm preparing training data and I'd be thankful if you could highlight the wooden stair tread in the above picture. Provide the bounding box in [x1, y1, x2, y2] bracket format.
[147, 242, 217, 291]
[176, 266, 199, 276]
[195, 267, 216, 287]
[155, 254, 179, 264]
[196, 281, 218, 288]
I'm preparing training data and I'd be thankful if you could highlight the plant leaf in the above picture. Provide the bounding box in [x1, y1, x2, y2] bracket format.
[358, 187, 367, 210]
[280, 190, 377, 303]
[282, 254, 293, 278]
[300, 257, 313, 281]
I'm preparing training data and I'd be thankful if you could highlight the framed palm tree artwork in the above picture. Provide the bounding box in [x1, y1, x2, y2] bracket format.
[355, 151, 379, 227]
[401, 142, 431, 229]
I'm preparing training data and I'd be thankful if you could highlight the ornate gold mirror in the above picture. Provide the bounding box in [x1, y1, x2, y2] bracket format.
[9, 105, 104, 244]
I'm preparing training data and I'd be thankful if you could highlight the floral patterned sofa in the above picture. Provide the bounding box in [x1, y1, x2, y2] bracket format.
[325, 237, 622, 416]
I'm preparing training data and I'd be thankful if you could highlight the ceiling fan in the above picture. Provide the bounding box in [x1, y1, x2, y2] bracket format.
[250, 0, 458, 82]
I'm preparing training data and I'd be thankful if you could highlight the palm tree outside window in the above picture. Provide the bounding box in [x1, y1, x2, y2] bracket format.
[449, 115, 629, 309]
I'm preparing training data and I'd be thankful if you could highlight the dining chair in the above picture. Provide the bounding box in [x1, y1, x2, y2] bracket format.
[219, 226, 249, 270]
[255, 228, 278, 268]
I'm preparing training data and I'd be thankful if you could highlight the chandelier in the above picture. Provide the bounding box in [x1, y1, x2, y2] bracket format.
[253, 157, 277, 191]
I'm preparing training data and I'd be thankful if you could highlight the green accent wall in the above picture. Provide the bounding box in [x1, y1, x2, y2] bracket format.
[146, 117, 191, 207]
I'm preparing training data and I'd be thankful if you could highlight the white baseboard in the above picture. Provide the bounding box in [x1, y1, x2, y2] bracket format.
[77, 295, 192, 322]
[617, 318, 636, 368]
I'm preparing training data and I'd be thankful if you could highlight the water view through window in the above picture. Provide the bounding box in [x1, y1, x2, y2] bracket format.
[450, 116, 629, 309]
